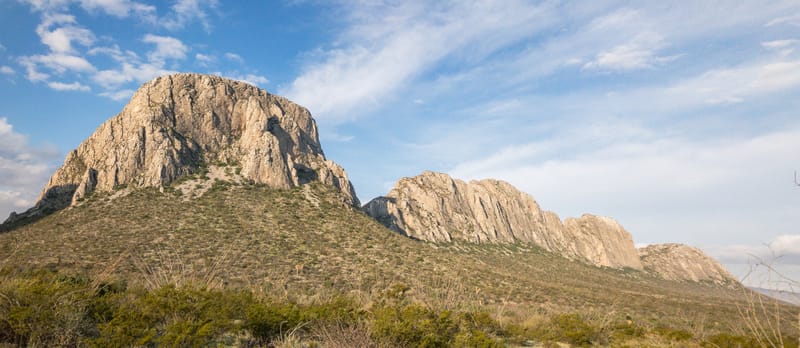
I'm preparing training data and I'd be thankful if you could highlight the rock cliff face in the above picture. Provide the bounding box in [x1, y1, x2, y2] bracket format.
[364, 171, 642, 269]
[639, 243, 737, 286]
[4, 73, 358, 227]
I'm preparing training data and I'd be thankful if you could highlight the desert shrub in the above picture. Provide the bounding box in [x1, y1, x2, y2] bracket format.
[0, 270, 94, 347]
[244, 300, 303, 344]
[89, 284, 249, 347]
[370, 284, 502, 347]
[372, 302, 457, 347]
[300, 295, 361, 324]
[538, 313, 605, 347]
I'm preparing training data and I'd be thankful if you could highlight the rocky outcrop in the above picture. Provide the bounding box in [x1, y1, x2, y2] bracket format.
[3, 73, 358, 228]
[364, 171, 642, 269]
[639, 243, 738, 286]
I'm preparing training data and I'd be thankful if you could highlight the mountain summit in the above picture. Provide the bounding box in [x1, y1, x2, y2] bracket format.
[364, 171, 643, 269]
[364, 171, 739, 286]
[3, 73, 358, 228]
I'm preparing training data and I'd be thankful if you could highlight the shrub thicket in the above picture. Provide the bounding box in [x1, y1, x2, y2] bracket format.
[0, 270, 795, 347]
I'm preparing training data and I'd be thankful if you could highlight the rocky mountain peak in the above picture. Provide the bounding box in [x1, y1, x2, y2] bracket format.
[3, 73, 358, 228]
[364, 171, 643, 269]
[639, 243, 738, 286]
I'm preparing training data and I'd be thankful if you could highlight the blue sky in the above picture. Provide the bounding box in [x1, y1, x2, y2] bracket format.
[1, 1, 799, 286]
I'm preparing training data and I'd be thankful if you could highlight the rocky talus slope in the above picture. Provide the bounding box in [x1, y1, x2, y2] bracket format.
[364, 171, 642, 269]
[639, 243, 738, 286]
[3, 73, 358, 227]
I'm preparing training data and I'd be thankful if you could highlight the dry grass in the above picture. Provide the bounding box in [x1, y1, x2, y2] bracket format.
[0, 181, 795, 338]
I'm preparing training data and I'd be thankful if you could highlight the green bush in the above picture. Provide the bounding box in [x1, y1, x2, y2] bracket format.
[89, 285, 249, 347]
[372, 302, 457, 347]
[0, 270, 94, 347]
[245, 300, 303, 343]
[539, 313, 605, 347]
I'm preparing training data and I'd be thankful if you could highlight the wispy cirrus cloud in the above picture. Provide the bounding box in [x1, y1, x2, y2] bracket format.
[47, 80, 90, 91]
[142, 34, 188, 62]
[281, 1, 557, 122]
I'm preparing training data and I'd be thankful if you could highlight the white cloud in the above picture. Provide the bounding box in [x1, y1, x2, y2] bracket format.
[47, 80, 90, 91]
[142, 34, 188, 62]
[0, 43, 5, 51]
[663, 60, 800, 106]
[88, 44, 139, 63]
[159, 0, 218, 31]
[281, 1, 557, 122]
[226, 73, 267, 86]
[20, 60, 49, 82]
[93, 62, 175, 89]
[35, 13, 95, 54]
[762, 39, 800, 49]
[194, 53, 214, 66]
[25, 53, 95, 74]
[99, 89, 134, 101]
[223, 52, 243, 63]
[78, 0, 155, 18]
[0, 66, 14, 75]
[766, 14, 800, 27]
[762, 39, 799, 56]
[582, 32, 677, 71]
[21, 0, 71, 12]
[0, 117, 60, 219]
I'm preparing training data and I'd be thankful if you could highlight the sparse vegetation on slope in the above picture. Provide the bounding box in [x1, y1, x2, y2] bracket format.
[1, 181, 797, 346]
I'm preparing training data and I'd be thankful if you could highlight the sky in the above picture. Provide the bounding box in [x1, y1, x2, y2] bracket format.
[0, 0, 798, 287]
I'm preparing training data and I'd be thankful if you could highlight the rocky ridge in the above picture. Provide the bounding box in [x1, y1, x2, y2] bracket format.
[639, 243, 738, 286]
[3, 73, 358, 227]
[364, 171, 737, 284]
[364, 171, 643, 269]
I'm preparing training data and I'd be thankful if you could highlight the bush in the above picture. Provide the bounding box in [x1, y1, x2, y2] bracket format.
[0, 270, 94, 347]
[538, 313, 605, 347]
[370, 285, 503, 348]
[89, 285, 249, 347]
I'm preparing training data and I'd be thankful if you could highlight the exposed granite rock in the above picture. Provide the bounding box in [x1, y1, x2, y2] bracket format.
[364, 171, 642, 269]
[3, 73, 358, 229]
[639, 243, 738, 286]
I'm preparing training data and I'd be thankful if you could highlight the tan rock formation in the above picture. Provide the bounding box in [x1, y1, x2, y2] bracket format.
[639, 243, 738, 286]
[364, 171, 642, 269]
[3, 73, 358, 227]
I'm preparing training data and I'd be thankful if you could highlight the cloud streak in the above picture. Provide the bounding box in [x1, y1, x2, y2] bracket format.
[282, 1, 557, 122]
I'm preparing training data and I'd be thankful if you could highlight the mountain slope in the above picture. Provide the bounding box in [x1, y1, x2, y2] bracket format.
[0, 181, 767, 333]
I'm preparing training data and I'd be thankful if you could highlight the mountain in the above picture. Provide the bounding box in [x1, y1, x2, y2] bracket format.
[1, 73, 782, 345]
[2, 73, 358, 230]
[364, 171, 642, 269]
[639, 243, 738, 286]
[364, 171, 739, 286]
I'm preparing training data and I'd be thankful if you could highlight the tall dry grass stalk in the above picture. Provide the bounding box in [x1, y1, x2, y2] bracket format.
[131, 243, 232, 290]
[313, 320, 383, 348]
[737, 255, 800, 348]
